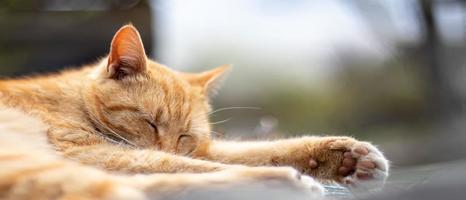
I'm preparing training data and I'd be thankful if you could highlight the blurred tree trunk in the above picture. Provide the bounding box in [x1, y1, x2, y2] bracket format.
[418, 0, 460, 118]
[419, 0, 442, 115]
[350, 0, 462, 118]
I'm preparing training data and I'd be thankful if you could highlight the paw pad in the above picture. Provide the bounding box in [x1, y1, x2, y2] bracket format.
[339, 142, 389, 191]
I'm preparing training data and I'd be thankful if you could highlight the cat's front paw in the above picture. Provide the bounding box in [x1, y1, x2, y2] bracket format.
[283, 167, 326, 196]
[229, 167, 325, 196]
[328, 139, 389, 191]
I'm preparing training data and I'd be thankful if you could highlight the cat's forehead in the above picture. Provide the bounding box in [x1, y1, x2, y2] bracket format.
[139, 67, 205, 124]
[146, 61, 179, 79]
[145, 61, 191, 90]
[139, 60, 202, 107]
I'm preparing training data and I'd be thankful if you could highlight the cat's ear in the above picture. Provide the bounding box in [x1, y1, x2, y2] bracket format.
[184, 65, 231, 97]
[106, 24, 147, 79]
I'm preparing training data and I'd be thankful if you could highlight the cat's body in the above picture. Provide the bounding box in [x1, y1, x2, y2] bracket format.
[0, 25, 389, 199]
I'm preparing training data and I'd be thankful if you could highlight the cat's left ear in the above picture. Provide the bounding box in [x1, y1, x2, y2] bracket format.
[106, 24, 147, 79]
[184, 65, 231, 97]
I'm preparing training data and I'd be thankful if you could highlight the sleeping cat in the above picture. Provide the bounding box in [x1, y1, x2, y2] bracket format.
[0, 25, 389, 199]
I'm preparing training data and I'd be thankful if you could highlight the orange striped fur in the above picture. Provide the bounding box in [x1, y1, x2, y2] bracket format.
[0, 25, 388, 199]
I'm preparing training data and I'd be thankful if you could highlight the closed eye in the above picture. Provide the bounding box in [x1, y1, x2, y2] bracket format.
[146, 120, 159, 134]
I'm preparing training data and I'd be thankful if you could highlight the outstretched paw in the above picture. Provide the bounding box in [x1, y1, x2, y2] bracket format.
[335, 142, 389, 191]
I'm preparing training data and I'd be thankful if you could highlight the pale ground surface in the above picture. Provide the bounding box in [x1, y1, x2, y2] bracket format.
[153, 160, 466, 200]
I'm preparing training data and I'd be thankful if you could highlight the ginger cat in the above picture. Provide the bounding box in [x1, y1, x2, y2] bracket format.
[0, 25, 389, 199]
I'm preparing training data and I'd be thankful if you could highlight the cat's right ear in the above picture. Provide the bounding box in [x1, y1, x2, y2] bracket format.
[106, 24, 147, 80]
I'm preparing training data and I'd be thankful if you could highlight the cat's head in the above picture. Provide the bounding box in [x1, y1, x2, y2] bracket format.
[85, 25, 229, 156]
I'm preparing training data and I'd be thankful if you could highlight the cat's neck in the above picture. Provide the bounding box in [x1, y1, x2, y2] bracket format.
[0, 66, 95, 116]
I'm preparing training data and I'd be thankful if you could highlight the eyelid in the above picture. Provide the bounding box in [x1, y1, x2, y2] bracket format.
[177, 134, 195, 155]
[146, 119, 159, 133]
[177, 135, 193, 146]
[179, 134, 190, 139]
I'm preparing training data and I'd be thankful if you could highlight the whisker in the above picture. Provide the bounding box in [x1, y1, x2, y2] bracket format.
[95, 131, 121, 144]
[209, 118, 232, 125]
[106, 130, 137, 147]
[88, 113, 137, 148]
[210, 130, 223, 137]
[206, 106, 261, 116]
[190, 127, 224, 138]
[192, 106, 261, 120]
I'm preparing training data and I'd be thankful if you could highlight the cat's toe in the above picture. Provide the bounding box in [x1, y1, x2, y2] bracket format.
[235, 166, 325, 196]
[342, 142, 389, 191]
[280, 167, 325, 197]
[338, 155, 357, 176]
[300, 174, 325, 196]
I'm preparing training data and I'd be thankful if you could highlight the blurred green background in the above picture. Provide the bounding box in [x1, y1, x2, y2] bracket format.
[1, 0, 465, 168]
